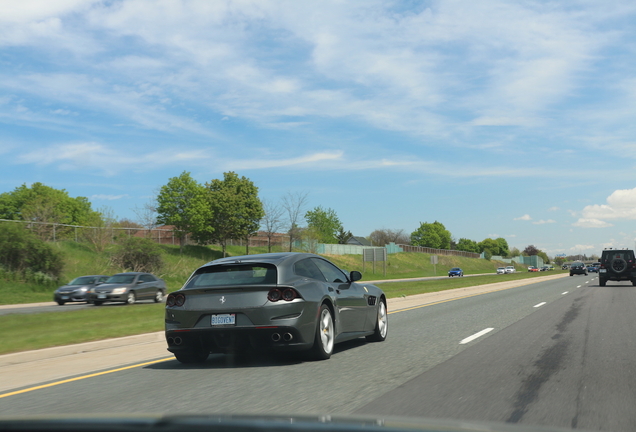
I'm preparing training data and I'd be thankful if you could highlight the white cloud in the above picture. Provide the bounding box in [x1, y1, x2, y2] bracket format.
[548, 206, 559, 211]
[569, 244, 596, 252]
[532, 219, 556, 225]
[573, 218, 613, 228]
[91, 194, 129, 201]
[580, 188, 636, 222]
[514, 214, 532, 221]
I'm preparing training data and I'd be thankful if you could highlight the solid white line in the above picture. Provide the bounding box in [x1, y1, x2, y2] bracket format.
[534, 302, 546, 308]
[562, 291, 569, 295]
[460, 328, 494, 345]
[577, 285, 582, 288]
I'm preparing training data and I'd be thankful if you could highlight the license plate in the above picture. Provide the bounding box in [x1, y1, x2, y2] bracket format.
[98, 294, 107, 299]
[599, 269, 606, 273]
[61, 296, 69, 300]
[211, 314, 236, 326]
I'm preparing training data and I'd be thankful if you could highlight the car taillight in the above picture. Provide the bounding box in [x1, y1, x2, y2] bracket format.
[268, 288, 299, 302]
[167, 293, 185, 307]
[282, 288, 297, 301]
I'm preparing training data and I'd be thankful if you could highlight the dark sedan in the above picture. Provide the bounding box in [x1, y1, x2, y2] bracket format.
[570, 262, 588, 276]
[89, 272, 166, 305]
[165, 252, 388, 363]
[54, 275, 109, 305]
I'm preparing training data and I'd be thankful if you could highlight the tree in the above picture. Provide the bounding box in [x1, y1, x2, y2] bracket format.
[260, 199, 285, 253]
[368, 228, 409, 246]
[478, 238, 500, 256]
[0, 182, 97, 240]
[111, 237, 163, 273]
[410, 221, 452, 249]
[336, 227, 353, 244]
[304, 206, 342, 244]
[281, 191, 308, 252]
[156, 171, 209, 253]
[523, 245, 540, 256]
[0, 222, 64, 280]
[81, 206, 116, 252]
[456, 238, 479, 253]
[205, 172, 264, 257]
[495, 238, 510, 257]
[509, 247, 521, 257]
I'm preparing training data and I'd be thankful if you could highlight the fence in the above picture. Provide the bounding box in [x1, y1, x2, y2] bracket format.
[397, 244, 480, 258]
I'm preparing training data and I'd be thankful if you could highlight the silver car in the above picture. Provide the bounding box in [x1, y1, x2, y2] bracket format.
[89, 272, 166, 305]
[54, 275, 109, 305]
[165, 252, 388, 363]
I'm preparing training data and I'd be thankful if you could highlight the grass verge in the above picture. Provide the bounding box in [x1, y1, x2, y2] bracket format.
[0, 303, 165, 356]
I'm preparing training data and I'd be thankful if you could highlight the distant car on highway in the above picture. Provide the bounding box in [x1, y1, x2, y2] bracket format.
[497, 267, 506, 274]
[54, 275, 109, 305]
[505, 266, 516, 274]
[528, 266, 538, 272]
[88, 272, 166, 305]
[587, 264, 598, 273]
[570, 262, 588, 276]
[448, 267, 464, 277]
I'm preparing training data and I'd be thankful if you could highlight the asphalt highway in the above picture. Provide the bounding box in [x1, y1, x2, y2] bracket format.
[2, 273, 635, 431]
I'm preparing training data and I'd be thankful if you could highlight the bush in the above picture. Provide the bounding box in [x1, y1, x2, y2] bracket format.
[111, 237, 164, 273]
[0, 223, 64, 280]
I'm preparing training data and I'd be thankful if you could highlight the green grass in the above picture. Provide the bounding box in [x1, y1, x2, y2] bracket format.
[1, 241, 514, 305]
[0, 303, 165, 355]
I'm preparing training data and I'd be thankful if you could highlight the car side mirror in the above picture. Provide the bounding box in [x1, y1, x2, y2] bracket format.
[137, 280, 143, 284]
[350, 271, 362, 282]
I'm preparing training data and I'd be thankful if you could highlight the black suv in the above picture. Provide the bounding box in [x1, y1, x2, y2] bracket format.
[598, 249, 636, 286]
[570, 262, 588, 276]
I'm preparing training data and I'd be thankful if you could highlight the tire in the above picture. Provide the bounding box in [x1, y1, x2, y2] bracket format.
[93, 301, 103, 306]
[174, 348, 209, 364]
[56, 301, 65, 306]
[310, 304, 334, 360]
[366, 299, 388, 342]
[570, 273, 573, 276]
[599, 279, 606, 287]
[154, 290, 164, 303]
[611, 258, 627, 274]
[126, 291, 136, 305]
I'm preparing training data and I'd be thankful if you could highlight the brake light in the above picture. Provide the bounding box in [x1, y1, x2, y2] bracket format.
[268, 288, 299, 302]
[167, 293, 186, 307]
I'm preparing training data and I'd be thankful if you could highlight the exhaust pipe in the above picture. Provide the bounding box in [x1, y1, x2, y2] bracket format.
[271, 333, 281, 342]
[174, 337, 183, 346]
[283, 333, 293, 342]
[167, 337, 174, 345]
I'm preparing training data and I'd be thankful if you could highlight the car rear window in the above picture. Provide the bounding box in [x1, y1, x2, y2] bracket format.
[184, 264, 277, 288]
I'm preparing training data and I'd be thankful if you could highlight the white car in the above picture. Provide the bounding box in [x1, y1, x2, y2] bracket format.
[497, 267, 506, 274]
[505, 266, 516, 274]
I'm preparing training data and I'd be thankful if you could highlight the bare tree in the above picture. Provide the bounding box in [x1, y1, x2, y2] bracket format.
[133, 199, 158, 238]
[281, 191, 308, 252]
[82, 206, 116, 252]
[369, 228, 409, 246]
[261, 199, 285, 253]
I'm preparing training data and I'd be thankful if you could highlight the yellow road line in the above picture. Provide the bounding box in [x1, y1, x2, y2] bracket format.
[0, 357, 173, 399]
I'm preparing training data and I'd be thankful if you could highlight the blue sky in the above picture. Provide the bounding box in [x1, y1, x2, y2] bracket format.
[2, 0, 636, 257]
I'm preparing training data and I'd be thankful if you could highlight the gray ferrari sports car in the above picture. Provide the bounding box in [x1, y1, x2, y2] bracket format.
[165, 252, 388, 363]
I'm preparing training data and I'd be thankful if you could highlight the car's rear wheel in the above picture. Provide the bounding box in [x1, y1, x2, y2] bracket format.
[93, 301, 103, 306]
[126, 291, 136, 305]
[366, 299, 388, 342]
[599, 279, 606, 286]
[174, 348, 209, 364]
[154, 290, 164, 303]
[56, 301, 65, 306]
[310, 304, 334, 360]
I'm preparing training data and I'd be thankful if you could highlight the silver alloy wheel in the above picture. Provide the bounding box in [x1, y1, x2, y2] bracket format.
[319, 307, 334, 355]
[377, 301, 388, 338]
[126, 291, 136, 305]
[154, 290, 163, 303]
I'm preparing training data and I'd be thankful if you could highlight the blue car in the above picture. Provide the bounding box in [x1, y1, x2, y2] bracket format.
[448, 267, 463, 277]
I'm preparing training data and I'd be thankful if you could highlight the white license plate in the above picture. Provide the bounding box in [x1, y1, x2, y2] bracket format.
[98, 294, 107, 299]
[61, 296, 69, 300]
[599, 269, 606, 273]
[211, 314, 236, 326]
